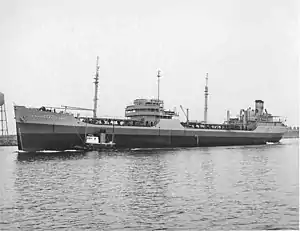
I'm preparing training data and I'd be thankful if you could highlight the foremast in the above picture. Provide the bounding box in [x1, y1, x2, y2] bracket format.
[157, 70, 161, 102]
[204, 72, 208, 124]
[93, 56, 100, 118]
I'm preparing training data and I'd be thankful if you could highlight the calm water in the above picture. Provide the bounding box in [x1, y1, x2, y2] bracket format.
[0, 139, 299, 230]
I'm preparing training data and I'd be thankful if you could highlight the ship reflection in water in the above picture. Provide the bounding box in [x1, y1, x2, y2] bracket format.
[0, 139, 298, 230]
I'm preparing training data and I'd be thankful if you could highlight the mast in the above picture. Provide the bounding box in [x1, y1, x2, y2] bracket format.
[204, 72, 208, 124]
[93, 56, 100, 118]
[157, 70, 161, 102]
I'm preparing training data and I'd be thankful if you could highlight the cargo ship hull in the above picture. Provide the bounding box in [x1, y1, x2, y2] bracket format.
[15, 105, 286, 152]
[16, 127, 283, 152]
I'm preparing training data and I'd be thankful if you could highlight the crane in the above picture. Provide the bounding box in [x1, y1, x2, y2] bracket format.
[180, 105, 189, 125]
[61, 105, 94, 112]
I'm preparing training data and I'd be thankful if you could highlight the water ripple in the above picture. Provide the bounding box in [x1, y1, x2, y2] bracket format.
[0, 139, 299, 230]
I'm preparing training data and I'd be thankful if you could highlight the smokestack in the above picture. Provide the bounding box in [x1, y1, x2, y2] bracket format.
[204, 72, 208, 124]
[255, 100, 264, 115]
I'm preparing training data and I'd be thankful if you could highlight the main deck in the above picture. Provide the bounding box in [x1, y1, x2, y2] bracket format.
[78, 116, 281, 132]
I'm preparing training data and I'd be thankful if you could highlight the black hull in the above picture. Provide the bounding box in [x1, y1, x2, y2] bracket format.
[17, 133, 86, 151]
[17, 132, 282, 152]
[115, 134, 281, 147]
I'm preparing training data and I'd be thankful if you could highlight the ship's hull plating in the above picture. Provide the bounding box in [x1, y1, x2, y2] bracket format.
[16, 122, 283, 152]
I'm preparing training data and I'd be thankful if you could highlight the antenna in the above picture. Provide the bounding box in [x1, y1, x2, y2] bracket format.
[204, 72, 208, 124]
[93, 56, 100, 118]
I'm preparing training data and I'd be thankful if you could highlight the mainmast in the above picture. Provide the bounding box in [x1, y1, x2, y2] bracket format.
[204, 72, 208, 124]
[93, 56, 100, 118]
[157, 70, 161, 101]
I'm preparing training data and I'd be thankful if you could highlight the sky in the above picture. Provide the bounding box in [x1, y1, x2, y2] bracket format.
[0, 0, 299, 134]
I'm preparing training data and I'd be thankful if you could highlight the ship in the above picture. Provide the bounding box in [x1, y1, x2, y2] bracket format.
[14, 58, 288, 152]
